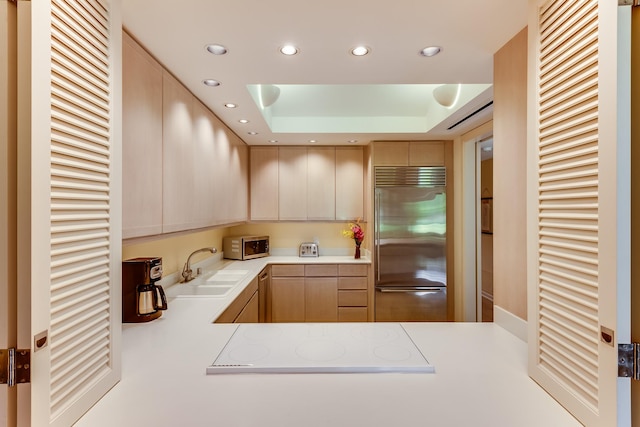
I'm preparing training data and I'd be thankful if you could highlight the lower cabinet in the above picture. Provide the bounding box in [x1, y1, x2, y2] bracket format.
[271, 264, 368, 323]
[215, 276, 259, 323]
[215, 263, 370, 324]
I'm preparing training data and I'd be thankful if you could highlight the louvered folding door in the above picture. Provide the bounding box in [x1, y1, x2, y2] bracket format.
[527, 0, 631, 426]
[19, 1, 122, 426]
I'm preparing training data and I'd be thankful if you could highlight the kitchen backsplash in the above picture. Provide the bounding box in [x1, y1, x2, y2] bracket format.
[122, 222, 368, 276]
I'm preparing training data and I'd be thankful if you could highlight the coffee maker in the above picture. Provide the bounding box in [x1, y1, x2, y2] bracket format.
[122, 257, 167, 323]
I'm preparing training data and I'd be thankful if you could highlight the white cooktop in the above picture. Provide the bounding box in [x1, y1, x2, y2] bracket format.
[207, 323, 434, 374]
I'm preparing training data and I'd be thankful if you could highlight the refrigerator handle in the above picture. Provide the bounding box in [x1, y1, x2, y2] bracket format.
[375, 190, 380, 283]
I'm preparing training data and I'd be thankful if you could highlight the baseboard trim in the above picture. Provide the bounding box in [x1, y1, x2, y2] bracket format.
[494, 305, 527, 343]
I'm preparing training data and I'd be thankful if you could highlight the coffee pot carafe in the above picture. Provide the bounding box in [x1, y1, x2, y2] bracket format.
[122, 257, 167, 323]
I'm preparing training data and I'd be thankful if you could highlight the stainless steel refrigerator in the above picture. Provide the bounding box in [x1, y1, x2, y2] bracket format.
[374, 166, 448, 321]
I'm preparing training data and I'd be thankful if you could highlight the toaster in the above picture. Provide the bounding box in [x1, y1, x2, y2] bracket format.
[299, 242, 319, 257]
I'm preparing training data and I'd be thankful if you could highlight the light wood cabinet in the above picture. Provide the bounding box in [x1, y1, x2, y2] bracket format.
[271, 277, 305, 322]
[228, 138, 249, 224]
[249, 146, 364, 221]
[215, 277, 259, 323]
[270, 263, 368, 323]
[372, 141, 409, 166]
[305, 278, 338, 321]
[409, 141, 446, 166]
[337, 264, 368, 322]
[191, 99, 218, 229]
[234, 291, 259, 323]
[278, 147, 308, 220]
[335, 147, 364, 220]
[162, 71, 195, 233]
[372, 141, 446, 167]
[122, 33, 163, 238]
[307, 147, 335, 220]
[123, 35, 248, 237]
[250, 147, 279, 220]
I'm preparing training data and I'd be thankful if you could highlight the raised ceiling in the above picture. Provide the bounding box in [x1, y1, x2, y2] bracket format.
[122, 0, 528, 145]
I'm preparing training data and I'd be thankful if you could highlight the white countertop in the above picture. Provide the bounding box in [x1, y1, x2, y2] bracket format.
[75, 256, 580, 427]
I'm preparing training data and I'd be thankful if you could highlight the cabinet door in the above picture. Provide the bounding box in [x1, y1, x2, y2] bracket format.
[228, 137, 249, 223]
[372, 141, 409, 166]
[234, 291, 259, 323]
[191, 99, 217, 228]
[250, 147, 279, 220]
[307, 147, 335, 220]
[335, 147, 364, 220]
[409, 141, 445, 166]
[271, 277, 305, 322]
[278, 147, 307, 220]
[122, 33, 163, 238]
[162, 71, 195, 233]
[305, 278, 338, 322]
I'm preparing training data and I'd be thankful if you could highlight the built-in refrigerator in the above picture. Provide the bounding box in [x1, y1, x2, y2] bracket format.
[374, 166, 448, 321]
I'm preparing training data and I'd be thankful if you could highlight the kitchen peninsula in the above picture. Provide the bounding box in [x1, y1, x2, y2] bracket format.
[75, 256, 580, 427]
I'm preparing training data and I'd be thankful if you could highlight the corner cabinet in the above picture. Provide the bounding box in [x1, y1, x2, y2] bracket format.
[250, 146, 364, 221]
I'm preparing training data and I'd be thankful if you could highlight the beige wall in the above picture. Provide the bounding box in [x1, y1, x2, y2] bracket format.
[123, 222, 364, 276]
[123, 228, 228, 276]
[493, 27, 528, 320]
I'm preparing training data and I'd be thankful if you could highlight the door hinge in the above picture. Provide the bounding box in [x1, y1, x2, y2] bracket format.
[0, 348, 31, 386]
[618, 343, 640, 380]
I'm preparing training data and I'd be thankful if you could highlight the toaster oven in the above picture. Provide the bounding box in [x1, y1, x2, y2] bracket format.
[223, 236, 270, 260]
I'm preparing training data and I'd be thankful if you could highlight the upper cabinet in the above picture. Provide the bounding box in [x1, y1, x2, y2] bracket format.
[307, 147, 336, 220]
[122, 33, 163, 239]
[335, 147, 364, 220]
[250, 146, 364, 221]
[372, 141, 447, 167]
[122, 33, 248, 238]
[279, 147, 308, 220]
[250, 147, 279, 220]
[162, 71, 196, 233]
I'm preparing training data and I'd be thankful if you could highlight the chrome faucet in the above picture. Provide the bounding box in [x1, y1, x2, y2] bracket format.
[181, 247, 217, 282]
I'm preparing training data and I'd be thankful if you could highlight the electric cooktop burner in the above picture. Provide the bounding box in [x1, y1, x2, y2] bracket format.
[207, 323, 434, 374]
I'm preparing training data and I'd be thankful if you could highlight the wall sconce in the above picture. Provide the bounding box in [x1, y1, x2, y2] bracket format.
[433, 84, 461, 108]
[260, 84, 281, 108]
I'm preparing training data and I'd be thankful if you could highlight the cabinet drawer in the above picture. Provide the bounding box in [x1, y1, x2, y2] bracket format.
[338, 290, 367, 307]
[338, 307, 368, 322]
[338, 264, 368, 277]
[305, 264, 338, 277]
[338, 277, 367, 290]
[271, 264, 305, 277]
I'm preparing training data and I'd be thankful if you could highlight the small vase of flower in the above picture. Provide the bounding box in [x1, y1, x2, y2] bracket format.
[342, 219, 365, 259]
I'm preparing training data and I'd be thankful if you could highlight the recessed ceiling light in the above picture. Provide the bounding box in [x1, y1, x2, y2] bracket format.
[351, 46, 369, 56]
[203, 79, 220, 87]
[280, 45, 298, 55]
[239, 119, 249, 124]
[348, 139, 358, 143]
[205, 44, 227, 55]
[248, 131, 258, 135]
[308, 139, 317, 143]
[224, 103, 237, 108]
[420, 46, 442, 57]
[482, 146, 493, 152]
[269, 140, 278, 143]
